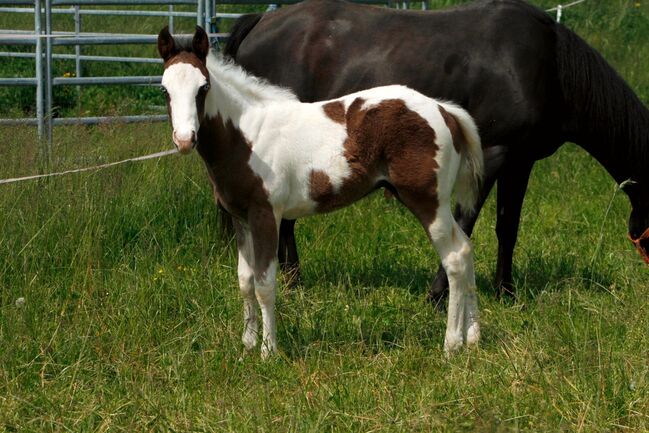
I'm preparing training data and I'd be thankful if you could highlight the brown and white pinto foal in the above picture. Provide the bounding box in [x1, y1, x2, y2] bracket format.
[158, 26, 484, 357]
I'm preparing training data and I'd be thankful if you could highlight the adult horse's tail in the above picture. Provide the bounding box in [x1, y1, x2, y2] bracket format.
[444, 104, 483, 213]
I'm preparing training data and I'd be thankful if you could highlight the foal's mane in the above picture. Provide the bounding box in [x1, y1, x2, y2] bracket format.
[206, 51, 298, 103]
[169, 32, 298, 104]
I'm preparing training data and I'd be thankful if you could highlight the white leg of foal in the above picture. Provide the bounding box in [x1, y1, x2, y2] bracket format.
[430, 213, 480, 355]
[462, 256, 480, 347]
[235, 223, 259, 351]
[255, 259, 278, 359]
[238, 248, 259, 351]
[441, 246, 467, 354]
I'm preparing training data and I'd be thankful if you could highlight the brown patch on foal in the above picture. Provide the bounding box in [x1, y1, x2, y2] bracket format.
[438, 104, 467, 154]
[197, 114, 277, 277]
[310, 97, 441, 228]
[322, 100, 346, 124]
[164, 51, 209, 78]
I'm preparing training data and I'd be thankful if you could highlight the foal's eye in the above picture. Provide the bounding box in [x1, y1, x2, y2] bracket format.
[201, 83, 211, 92]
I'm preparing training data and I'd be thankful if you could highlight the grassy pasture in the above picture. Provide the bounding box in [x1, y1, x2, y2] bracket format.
[1, 0, 649, 431]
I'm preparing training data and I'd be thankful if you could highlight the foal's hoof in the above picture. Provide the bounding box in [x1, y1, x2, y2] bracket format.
[261, 344, 278, 360]
[443, 333, 464, 356]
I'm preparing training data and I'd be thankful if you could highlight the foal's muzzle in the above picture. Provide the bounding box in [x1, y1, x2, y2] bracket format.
[628, 227, 649, 264]
[173, 130, 197, 155]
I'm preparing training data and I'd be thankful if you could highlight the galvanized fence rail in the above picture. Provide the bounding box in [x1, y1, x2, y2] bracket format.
[0, 0, 228, 152]
[0, 0, 405, 150]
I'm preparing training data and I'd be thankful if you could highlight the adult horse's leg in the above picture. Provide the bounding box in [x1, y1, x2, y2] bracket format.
[249, 207, 281, 359]
[233, 219, 259, 351]
[494, 159, 535, 297]
[428, 146, 505, 305]
[278, 218, 301, 286]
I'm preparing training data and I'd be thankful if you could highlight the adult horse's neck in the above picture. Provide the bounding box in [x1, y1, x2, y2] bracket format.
[203, 52, 297, 126]
[574, 98, 649, 195]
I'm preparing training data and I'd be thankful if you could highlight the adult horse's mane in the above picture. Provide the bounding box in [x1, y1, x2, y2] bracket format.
[555, 27, 649, 182]
[224, 13, 262, 58]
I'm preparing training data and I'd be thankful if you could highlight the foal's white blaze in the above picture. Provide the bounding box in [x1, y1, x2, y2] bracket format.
[161, 62, 207, 154]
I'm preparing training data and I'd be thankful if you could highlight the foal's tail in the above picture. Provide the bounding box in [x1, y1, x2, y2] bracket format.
[443, 104, 484, 213]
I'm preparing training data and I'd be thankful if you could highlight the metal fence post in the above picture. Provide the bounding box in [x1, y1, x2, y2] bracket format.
[35, 0, 44, 139]
[204, 0, 211, 33]
[74, 5, 81, 81]
[196, 0, 203, 26]
[168, 4, 174, 33]
[45, 0, 53, 153]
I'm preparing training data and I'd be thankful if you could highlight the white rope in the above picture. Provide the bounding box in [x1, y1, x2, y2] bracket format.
[0, 149, 178, 185]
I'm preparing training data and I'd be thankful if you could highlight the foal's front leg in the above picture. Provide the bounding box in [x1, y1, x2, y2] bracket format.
[249, 206, 281, 359]
[234, 220, 259, 351]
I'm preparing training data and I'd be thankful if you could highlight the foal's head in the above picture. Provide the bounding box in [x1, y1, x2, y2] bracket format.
[158, 26, 211, 154]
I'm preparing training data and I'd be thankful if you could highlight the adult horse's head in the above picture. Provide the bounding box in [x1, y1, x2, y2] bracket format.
[158, 26, 211, 154]
[625, 180, 649, 264]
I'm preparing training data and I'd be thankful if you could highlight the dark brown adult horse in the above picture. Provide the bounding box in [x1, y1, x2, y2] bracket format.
[224, 0, 649, 299]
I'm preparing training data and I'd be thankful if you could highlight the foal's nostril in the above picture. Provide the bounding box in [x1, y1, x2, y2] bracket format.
[172, 129, 197, 154]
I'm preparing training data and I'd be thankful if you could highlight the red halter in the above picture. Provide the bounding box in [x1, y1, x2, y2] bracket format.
[628, 227, 649, 264]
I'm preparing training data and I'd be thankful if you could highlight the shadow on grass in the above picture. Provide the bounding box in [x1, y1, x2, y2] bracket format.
[299, 255, 493, 298]
[278, 258, 493, 360]
[513, 254, 615, 299]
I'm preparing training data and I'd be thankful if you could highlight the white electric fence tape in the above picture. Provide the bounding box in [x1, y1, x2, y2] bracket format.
[546, 0, 588, 22]
[0, 149, 178, 185]
[546, 0, 588, 12]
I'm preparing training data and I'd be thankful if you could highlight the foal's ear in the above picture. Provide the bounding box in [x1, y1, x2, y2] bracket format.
[157, 26, 176, 61]
[192, 26, 210, 63]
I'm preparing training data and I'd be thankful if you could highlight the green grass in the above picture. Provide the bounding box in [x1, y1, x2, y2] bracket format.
[1, 0, 649, 432]
[1, 127, 648, 432]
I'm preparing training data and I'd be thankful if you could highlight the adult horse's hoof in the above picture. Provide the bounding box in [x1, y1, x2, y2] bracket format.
[427, 271, 449, 310]
[496, 279, 517, 301]
[280, 263, 301, 288]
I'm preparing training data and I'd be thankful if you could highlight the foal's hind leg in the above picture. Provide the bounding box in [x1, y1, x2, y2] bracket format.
[428, 206, 480, 353]
[248, 206, 281, 359]
[397, 190, 480, 353]
[429, 145, 505, 305]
